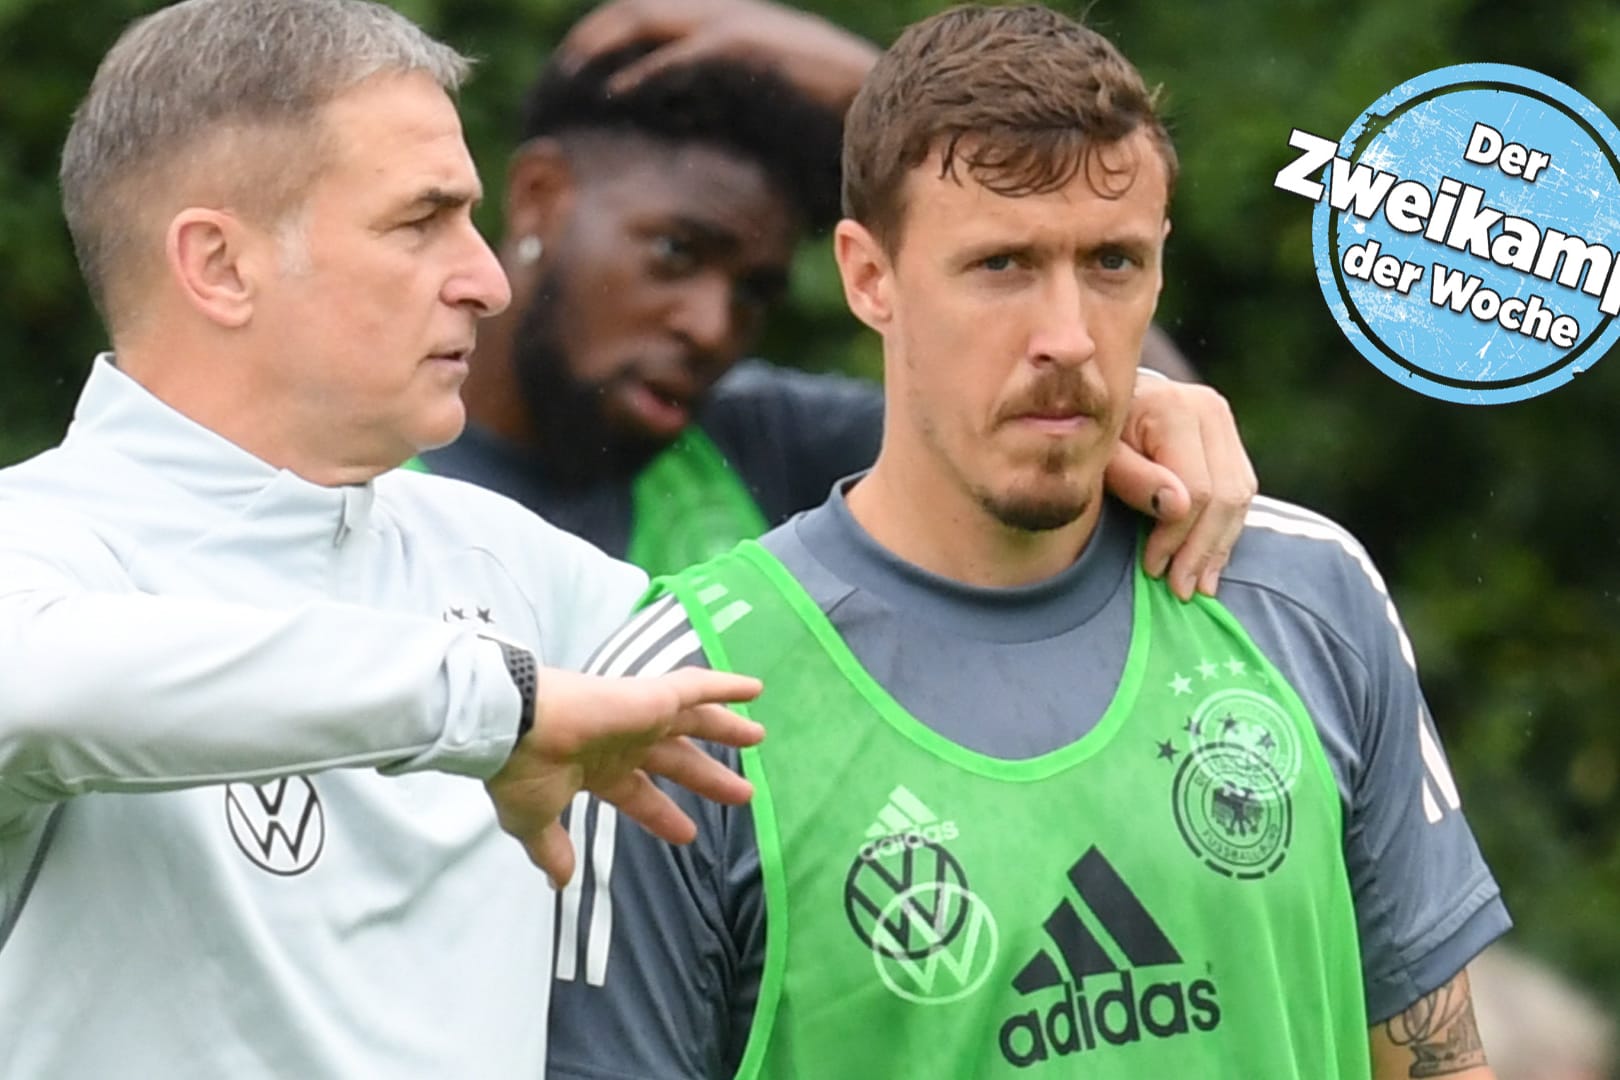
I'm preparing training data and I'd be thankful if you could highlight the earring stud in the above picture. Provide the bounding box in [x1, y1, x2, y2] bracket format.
[515, 235, 543, 266]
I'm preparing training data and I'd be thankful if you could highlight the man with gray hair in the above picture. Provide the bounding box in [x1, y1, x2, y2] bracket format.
[0, 0, 767, 1074]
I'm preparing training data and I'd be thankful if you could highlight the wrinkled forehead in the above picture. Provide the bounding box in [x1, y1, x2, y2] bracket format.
[304, 72, 481, 207]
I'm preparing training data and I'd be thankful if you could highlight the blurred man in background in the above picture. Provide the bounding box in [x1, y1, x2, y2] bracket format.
[420, 0, 1251, 596]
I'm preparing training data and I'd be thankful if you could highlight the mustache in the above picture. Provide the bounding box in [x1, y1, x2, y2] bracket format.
[995, 371, 1111, 424]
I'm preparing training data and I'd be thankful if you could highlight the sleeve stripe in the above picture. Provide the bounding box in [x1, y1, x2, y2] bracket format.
[1251, 494, 1349, 530]
[553, 790, 592, 982]
[596, 600, 695, 678]
[1244, 507, 1416, 672]
[584, 802, 619, 987]
[617, 618, 699, 675]
[1419, 710, 1463, 819]
[584, 594, 678, 675]
[635, 630, 704, 679]
[554, 617, 703, 987]
[1248, 501, 1463, 823]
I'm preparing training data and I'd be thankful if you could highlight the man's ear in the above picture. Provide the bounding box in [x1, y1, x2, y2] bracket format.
[834, 219, 896, 332]
[165, 208, 262, 329]
[505, 137, 576, 249]
[1155, 216, 1172, 295]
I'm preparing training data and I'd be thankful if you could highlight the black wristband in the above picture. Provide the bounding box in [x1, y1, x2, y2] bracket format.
[486, 638, 538, 748]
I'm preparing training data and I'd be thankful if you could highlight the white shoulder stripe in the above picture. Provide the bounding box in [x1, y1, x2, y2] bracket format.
[557, 596, 713, 987]
[553, 791, 592, 982]
[638, 630, 704, 678]
[1251, 494, 1346, 530]
[1244, 507, 1383, 589]
[584, 594, 677, 675]
[1419, 710, 1462, 819]
[584, 803, 619, 987]
[597, 599, 693, 677]
[1250, 500, 1462, 826]
[1244, 508, 1415, 672]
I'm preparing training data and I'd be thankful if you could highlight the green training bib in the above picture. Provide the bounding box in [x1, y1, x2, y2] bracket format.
[626, 428, 769, 579]
[660, 540, 1370, 1079]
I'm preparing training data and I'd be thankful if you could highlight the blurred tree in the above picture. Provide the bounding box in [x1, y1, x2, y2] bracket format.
[2, 0, 1616, 1015]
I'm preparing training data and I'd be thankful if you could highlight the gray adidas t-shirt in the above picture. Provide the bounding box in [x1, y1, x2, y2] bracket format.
[546, 486, 1510, 1079]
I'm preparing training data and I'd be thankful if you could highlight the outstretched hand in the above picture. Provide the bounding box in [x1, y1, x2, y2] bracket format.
[558, 0, 878, 110]
[1106, 372, 1258, 601]
[487, 665, 763, 887]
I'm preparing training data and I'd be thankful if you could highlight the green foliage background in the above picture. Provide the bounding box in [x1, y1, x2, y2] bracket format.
[3, 0, 1618, 1014]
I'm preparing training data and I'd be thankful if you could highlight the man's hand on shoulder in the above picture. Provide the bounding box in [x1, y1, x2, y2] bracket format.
[1106, 371, 1258, 602]
[487, 666, 763, 888]
[558, 0, 879, 111]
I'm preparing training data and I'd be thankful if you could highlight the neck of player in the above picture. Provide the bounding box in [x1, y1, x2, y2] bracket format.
[845, 458, 1104, 591]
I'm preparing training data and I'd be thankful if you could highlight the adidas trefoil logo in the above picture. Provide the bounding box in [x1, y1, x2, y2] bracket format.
[999, 847, 1221, 1068]
[859, 785, 960, 859]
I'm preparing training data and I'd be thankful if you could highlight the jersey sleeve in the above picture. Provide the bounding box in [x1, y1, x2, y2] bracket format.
[1344, 581, 1511, 1022]
[0, 507, 522, 827]
[697, 361, 883, 526]
[1237, 500, 1511, 1023]
[546, 596, 765, 1080]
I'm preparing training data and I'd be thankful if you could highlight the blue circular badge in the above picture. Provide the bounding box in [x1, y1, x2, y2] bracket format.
[1305, 63, 1620, 404]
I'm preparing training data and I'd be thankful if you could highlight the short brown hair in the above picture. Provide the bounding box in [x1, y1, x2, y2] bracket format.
[842, 4, 1177, 253]
[60, 0, 470, 331]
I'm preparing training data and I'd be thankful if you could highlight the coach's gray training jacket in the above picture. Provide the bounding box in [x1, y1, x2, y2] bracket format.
[0, 356, 644, 1077]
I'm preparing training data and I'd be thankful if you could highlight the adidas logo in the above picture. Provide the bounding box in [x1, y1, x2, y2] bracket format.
[859, 785, 959, 859]
[998, 847, 1221, 1068]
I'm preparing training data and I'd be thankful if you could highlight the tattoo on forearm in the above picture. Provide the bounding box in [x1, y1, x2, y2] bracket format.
[1383, 972, 1487, 1077]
